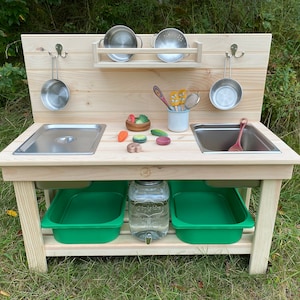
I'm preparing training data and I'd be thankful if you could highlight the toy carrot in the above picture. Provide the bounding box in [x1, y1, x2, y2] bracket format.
[118, 130, 128, 142]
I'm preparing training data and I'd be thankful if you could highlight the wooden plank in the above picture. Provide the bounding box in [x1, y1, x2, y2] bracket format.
[28, 90, 265, 116]
[31, 111, 264, 124]
[1, 120, 299, 169]
[13, 182, 48, 272]
[21, 34, 272, 123]
[21, 33, 272, 53]
[43, 232, 253, 257]
[23, 52, 270, 70]
[249, 180, 282, 274]
[26, 70, 268, 92]
[2, 165, 294, 181]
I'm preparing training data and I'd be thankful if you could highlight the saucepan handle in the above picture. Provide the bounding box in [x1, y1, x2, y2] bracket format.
[136, 35, 143, 48]
[98, 39, 104, 48]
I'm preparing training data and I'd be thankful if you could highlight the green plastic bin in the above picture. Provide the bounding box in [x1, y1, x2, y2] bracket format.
[169, 180, 254, 244]
[42, 181, 128, 244]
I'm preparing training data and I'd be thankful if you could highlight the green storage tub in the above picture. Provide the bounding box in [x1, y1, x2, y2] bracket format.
[169, 180, 254, 244]
[42, 181, 128, 244]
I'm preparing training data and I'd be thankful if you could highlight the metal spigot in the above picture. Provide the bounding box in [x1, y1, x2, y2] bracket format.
[145, 232, 152, 244]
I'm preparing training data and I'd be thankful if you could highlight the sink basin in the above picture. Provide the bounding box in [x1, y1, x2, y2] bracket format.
[13, 124, 106, 155]
[191, 123, 280, 153]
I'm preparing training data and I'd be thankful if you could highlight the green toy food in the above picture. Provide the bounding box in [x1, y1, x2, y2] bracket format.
[133, 135, 147, 143]
[151, 129, 168, 136]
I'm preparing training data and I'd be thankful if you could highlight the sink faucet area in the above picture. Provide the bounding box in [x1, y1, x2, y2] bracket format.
[191, 123, 280, 153]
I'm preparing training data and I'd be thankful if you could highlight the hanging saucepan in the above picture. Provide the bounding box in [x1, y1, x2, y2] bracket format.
[41, 56, 70, 111]
[101, 25, 142, 62]
[209, 56, 242, 110]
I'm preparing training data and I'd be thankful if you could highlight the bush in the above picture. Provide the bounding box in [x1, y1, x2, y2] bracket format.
[0, 63, 28, 107]
[0, 0, 29, 63]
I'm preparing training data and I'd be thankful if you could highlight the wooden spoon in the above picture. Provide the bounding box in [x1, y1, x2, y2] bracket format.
[153, 85, 173, 110]
[228, 118, 248, 151]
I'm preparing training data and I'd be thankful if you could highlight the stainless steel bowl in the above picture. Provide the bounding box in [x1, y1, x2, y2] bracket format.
[209, 78, 242, 110]
[103, 25, 138, 62]
[154, 28, 188, 63]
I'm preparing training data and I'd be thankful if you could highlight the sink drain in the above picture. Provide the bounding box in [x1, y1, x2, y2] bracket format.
[55, 135, 76, 144]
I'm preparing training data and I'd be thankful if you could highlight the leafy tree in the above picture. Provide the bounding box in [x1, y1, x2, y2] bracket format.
[0, 0, 29, 62]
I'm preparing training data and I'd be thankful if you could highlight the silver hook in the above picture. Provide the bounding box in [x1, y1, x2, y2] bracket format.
[230, 44, 244, 58]
[225, 52, 231, 58]
[42, 44, 68, 58]
[55, 43, 68, 58]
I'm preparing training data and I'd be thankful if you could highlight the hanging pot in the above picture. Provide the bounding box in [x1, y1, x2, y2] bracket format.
[209, 56, 242, 110]
[41, 56, 70, 111]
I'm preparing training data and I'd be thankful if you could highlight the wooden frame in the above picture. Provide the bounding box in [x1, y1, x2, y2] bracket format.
[0, 34, 299, 274]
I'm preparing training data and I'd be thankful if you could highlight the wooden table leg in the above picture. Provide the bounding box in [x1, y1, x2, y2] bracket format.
[238, 187, 252, 209]
[13, 181, 48, 272]
[249, 179, 282, 274]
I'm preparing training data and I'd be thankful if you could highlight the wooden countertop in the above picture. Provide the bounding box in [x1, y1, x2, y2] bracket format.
[0, 121, 299, 167]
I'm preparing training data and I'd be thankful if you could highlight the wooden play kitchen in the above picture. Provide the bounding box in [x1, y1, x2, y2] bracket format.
[0, 33, 299, 274]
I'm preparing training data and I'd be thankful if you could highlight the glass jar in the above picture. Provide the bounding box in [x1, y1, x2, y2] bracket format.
[128, 180, 169, 244]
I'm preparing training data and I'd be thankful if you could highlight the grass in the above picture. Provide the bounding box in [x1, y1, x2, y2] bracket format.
[1, 0, 300, 299]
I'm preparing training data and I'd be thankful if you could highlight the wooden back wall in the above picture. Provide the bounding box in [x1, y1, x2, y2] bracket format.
[21, 33, 272, 124]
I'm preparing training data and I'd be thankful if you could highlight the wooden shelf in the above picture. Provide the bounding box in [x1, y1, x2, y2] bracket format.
[43, 224, 254, 257]
[92, 41, 203, 68]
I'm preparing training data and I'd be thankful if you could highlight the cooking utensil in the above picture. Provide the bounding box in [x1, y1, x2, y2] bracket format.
[41, 56, 70, 111]
[178, 89, 187, 110]
[153, 85, 173, 110]
[154, 28, 188, 63]
[209, 56, 242, 110]
[184, 92, 200, 110]
[170, 91, 180, 111]
[102, 25, 142, 62]
[228, 118, 248, 151]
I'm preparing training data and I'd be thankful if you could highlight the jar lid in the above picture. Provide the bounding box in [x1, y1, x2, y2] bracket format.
[135, 180, 162, 186]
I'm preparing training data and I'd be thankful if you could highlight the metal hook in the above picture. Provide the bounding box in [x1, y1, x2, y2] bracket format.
[55, 43, 68, 58]
[230, 44, 244, 58]
[225, 52, 231, 58]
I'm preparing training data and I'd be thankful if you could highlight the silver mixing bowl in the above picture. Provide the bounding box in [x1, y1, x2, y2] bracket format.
[154, 28, 188, 63]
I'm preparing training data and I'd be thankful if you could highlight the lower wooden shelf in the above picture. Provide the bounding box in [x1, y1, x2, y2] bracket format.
[43, 225, 254, 257]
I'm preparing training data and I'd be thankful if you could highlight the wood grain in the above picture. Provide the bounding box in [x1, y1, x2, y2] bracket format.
[21, 33, 271, 123]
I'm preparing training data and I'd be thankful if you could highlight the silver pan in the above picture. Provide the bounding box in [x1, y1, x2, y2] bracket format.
[41, 56, 70, 111]
[102, 25, 142, 62]
[209, 56, 242, 110]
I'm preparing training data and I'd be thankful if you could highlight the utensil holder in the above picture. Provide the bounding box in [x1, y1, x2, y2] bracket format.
[168, 109, 190, 132]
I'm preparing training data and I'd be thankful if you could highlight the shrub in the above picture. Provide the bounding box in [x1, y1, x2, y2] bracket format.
[0, 63, 28, 107]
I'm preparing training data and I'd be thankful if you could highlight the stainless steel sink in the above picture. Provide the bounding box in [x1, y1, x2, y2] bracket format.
[191, 123, 280, 153]
[13, 124, 106, 155]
